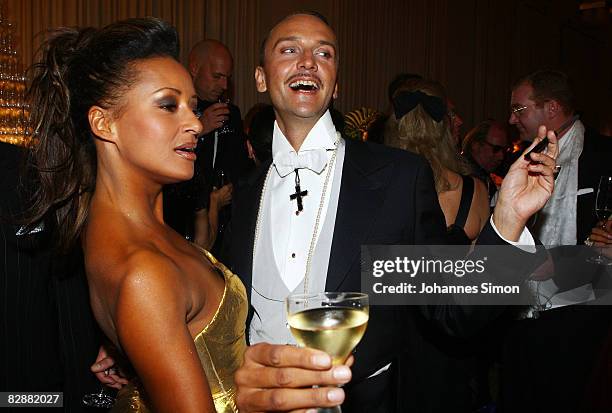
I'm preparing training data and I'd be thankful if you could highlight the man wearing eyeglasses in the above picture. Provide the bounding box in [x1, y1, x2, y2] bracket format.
[462, 120, 511, 201]
[503, 69, 612, 413]
[509, 69, 610, 247]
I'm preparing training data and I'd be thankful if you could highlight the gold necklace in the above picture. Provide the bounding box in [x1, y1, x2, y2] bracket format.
[252, 134, 341, 295]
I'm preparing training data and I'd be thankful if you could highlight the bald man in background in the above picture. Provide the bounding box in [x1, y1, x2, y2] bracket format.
[190, 40, 236, 136]
[164, 40, 250, 252]
[190, 39, 250, 184]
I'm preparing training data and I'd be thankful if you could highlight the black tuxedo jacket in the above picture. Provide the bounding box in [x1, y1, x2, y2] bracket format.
[0, 142, 101, 411]
[196, 99, 250, 187]
[228, 138, 535, 412]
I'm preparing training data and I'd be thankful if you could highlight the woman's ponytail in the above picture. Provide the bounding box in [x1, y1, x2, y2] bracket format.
[21, 18, 179, 251]
[23, 27, 96, 251]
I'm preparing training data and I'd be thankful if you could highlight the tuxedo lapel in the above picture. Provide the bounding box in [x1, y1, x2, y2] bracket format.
[233, 161, 271, 302]
[326, 140, 393, 291]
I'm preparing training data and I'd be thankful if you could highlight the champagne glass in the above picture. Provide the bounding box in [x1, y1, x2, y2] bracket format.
[81, 385, 115, 409]
[286, 292, 369, 413]
[587, 176, 612, 265]
[217, 97, 233, 135]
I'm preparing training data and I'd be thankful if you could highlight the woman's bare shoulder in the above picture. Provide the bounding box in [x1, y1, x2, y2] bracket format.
[91, 233, 183, 292]
[444, 168, 462, 189]
[83, 214, 187, 305]
[472, 177, 491, 216]
[115, 248, 186, 313]
[437, 169, 463, 204]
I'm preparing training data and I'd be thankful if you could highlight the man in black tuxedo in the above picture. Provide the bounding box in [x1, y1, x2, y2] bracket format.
[230, 12, 557, 413]
[188, 39, 250, 188]
[164, 39, 248, 250]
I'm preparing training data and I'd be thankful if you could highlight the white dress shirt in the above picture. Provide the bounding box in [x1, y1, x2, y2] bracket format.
[269, 111, 340, 291]
[249, 111, 344, 345]
[262, 110, 535, 292]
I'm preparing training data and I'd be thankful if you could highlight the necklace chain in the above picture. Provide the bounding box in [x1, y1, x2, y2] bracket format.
[252, 134, 340, 295]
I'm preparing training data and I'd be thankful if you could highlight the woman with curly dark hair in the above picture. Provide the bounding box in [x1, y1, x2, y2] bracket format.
[23, 17, 246, 412]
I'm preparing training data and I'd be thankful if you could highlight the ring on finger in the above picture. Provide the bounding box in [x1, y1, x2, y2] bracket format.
[585, 237, 594, 247]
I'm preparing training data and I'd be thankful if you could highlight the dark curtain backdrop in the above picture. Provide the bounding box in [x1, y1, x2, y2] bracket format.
[7, 0, 612, 134]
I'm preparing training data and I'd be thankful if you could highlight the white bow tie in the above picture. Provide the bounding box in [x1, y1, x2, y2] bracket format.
[273, 149, 329, 177]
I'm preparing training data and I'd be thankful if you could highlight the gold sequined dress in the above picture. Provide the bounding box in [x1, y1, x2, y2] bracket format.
[111, 249, 247, 413]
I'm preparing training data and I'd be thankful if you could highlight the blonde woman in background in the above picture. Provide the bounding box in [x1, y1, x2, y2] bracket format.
[385, 79, 490, 244]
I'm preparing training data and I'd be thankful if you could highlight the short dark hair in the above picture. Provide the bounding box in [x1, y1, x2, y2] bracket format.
[462, 120, 509, 154]
[259, 11, 333, 66]
[462, 120, 493, 154]
[514, 69, 575, 115]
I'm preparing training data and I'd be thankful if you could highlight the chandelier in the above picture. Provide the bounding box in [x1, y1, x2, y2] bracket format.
[0, 1, 31, 147]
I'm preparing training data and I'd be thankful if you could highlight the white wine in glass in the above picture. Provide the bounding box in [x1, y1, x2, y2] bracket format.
[286, 292, 369, 413]
[587, 176, 612, 265]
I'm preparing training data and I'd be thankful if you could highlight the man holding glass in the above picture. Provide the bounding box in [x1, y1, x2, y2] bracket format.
[164, 40, 249, 251]
[503, 70, 612, 412]
[189, 39, 249, 186]
[230, 12, 558, 412]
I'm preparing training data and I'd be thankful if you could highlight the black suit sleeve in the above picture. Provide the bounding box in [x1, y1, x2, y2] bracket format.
[404, 155, 545, 338]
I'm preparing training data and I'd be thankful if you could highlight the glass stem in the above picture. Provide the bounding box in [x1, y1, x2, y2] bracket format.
[316, 407, 342, 413]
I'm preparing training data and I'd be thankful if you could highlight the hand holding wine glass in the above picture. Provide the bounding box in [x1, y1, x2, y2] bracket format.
[83, 344, 128, 408]
[286, 292, 369, 413]
[233, 292, 367, 413]
[199, 102, 230, 135]
[234, 344, 351, 412]
[90, 345, 128, 389]
[588, 220, 612, 258]
[586, 176, 612, 265]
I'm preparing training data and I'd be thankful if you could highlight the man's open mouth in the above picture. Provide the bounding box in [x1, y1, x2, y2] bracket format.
[289, 79, 320, 91]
